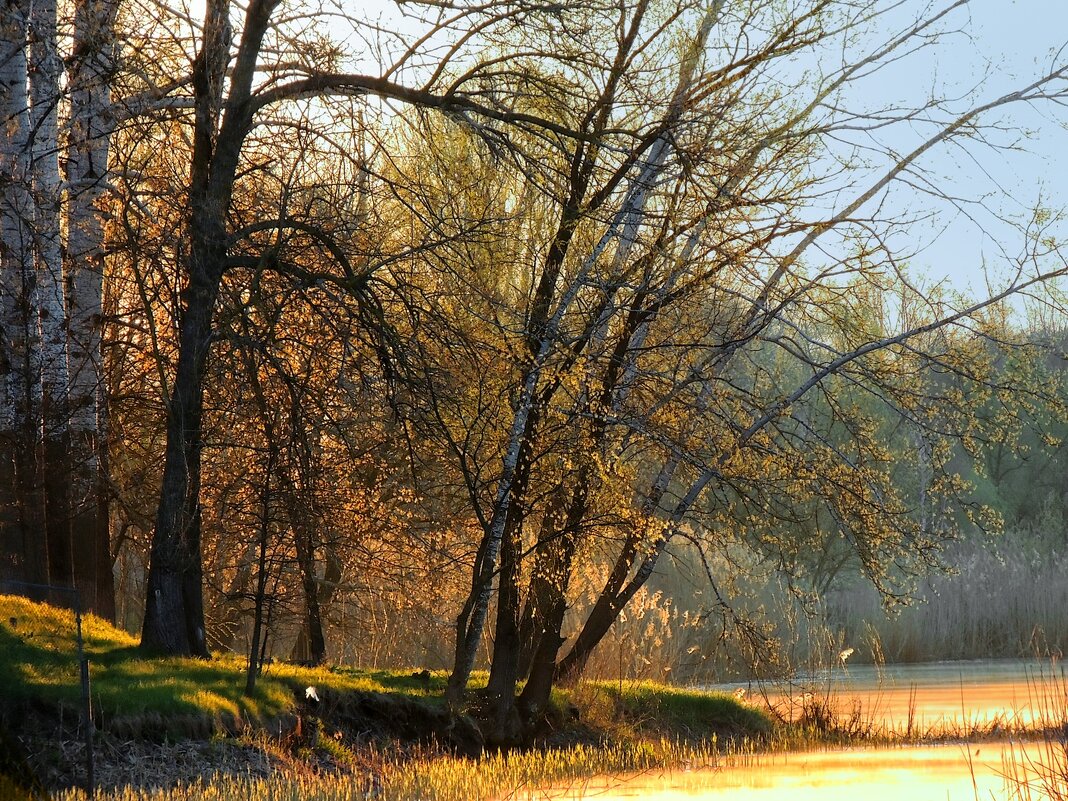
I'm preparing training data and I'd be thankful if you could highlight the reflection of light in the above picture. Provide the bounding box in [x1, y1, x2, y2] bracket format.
[719, 659, 1066, 734]
[563, 661, 1067, 801]
[533, 743, 1047, 801]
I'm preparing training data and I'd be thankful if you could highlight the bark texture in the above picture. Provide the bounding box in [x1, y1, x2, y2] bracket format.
[140, 0, 276, 655]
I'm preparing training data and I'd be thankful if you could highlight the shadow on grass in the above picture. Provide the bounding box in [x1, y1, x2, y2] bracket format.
[328, 666, 449, 695]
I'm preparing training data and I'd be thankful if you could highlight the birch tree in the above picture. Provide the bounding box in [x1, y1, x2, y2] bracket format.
[0, 0, 48, 586]
[64, 0, 123, 617]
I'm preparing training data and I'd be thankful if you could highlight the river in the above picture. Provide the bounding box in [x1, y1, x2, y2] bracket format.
[538, 659, 1068, 800]
[754, 658, 1067, 733]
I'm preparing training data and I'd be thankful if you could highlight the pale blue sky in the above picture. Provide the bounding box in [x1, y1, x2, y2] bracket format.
[857, 2, 1068, 297]
[356, 1, 1067, 300]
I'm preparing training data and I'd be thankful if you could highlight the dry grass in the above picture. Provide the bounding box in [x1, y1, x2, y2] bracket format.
[986, 666, 1068, 800]
[48, 738, 740, 801]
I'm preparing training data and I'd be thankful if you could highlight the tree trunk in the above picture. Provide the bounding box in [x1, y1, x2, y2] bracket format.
[517, 483, 585, 723]
[244, 429, 275, 696]
[140, 0, 273, 655]
[140, 270, 217, 655]
[557, 467, 713, 685]
[482, 383, 546, 735]
[0, 0, 49, 587]
[30, 0, 77, 602]
[484, 516, 525, 744]
[292, 530, 327, 666]
[65, 0, 120, 619]
[276, 419, 334, 667]
[290, 544, 341, 666]
[445, 369, 544, 704]
[1, 0, 117, 616]
[446, 190, 590, 707]
[515, 495, 569, 678]
[210, 541, 256, 652]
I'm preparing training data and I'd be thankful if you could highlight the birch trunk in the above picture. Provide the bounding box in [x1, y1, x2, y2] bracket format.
[472, 6, 725, 730]
[0, 0, 48, 585]
[65, 0, 120, 617]
[29, 0, 76, 600]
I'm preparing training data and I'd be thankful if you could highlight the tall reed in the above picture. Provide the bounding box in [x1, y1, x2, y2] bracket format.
[825, 529, 1068, 664]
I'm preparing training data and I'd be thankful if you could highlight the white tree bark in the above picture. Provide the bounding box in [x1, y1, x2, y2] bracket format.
[448, 2, 726, 707]
[0, 0, 116, 610]
[0, 0, 48, 583]
[65, 0, 120, 615]
[29, 0, 66, 411]
[30, 0, 76, 592]
[67, 0, 118, 427]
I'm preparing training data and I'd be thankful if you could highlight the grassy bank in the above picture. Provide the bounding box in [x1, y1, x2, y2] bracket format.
[1, 595, 769, 798]
[0, 593, 466, 742]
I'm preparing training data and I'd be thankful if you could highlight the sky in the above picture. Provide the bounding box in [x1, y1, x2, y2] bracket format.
[858, 2, 1068, 298]
[354, 1, 1068, 301]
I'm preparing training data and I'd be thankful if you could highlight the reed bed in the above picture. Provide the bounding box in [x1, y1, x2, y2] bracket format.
[825, 530, 1068, 665]
[972, 663, 1068, 800]
[564, 528, 1068, 684]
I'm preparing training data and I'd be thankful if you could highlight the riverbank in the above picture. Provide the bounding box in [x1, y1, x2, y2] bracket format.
[9, 594, 1065, 801]
[0, 595, 769, 797]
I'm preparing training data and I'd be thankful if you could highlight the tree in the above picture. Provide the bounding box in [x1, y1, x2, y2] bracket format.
[133, 0, 602, 655]
[379, 0, 1068, 744]
[1, 0, 49, 586]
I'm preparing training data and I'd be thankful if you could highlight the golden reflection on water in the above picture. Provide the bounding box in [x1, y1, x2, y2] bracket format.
[535, 661, 1066, 801]
[760, 659, 1066, 732]
[535, 743, 1041, 801]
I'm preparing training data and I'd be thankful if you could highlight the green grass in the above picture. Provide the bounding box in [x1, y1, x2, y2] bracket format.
[0, 594, 452, 730]
[556, 679, 772, 741]
[0, 595, 783, 801]
[617, 680, 771, 736]
[1, 594, 769, 744]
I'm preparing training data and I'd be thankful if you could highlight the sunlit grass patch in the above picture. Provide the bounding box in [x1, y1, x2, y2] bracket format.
[52, 738, 736, 801]
[0, 595, 451, 729]
[556, 679, 772, 740]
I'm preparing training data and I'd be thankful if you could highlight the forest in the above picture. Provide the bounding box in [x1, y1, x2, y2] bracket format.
[2, 0, 1067, 749]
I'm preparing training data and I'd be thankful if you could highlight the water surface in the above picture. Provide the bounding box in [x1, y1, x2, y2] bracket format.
[729, 658, 1066, 732]
[536, 660, 1067, 801]
[536, 742, 1051, 801]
